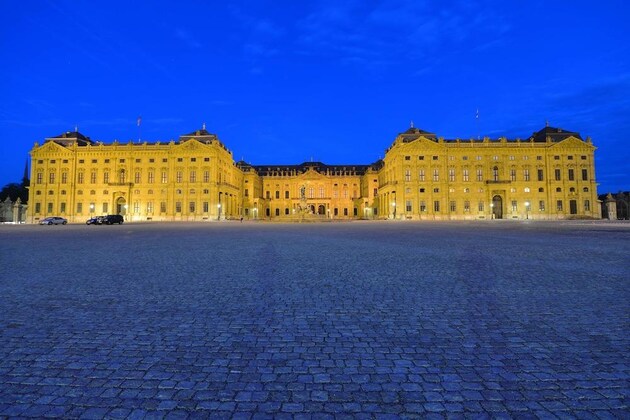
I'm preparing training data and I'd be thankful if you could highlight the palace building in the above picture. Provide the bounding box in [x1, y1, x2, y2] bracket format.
[27, 124, 600, 223]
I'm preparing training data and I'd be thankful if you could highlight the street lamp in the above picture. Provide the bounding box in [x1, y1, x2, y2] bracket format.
[217, 203, 222, 220]
[490, 203, 494, 219]
[89, 203, 94, 217]
[525, 201, 530, 220]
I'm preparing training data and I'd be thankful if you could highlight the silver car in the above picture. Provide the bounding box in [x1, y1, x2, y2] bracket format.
[39, 217, 68, 225]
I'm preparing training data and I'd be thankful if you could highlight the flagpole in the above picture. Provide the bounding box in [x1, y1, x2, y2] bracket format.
[475, 108, 480, 140]
[137, 116, 142, 143]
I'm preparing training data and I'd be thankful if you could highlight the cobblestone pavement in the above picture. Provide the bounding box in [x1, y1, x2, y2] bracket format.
[1, 221, 628, 418]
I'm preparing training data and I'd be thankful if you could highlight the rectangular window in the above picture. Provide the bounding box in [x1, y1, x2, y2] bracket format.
[584, 200, 590, 211]
[47, 202, 53, 213]
[537, 169, 544, 181]
[582, 169, 588, 181]
[161, 171, 168, 183]
[406, 200, 412, 212]
[343, 208, 348, 216]
[318, 188, 324, 198]
[449, 201, 456, 212]
[78, 172, 84, 184]
[189, 202, 195, 213]
[175, 202, 182, 213]
[275, 191, 280, 199]
[433, 201, 440, 212]
[405, 156, 410, 160]
[133, 172, 140, 183]
[476, 169, 483, 182]
[419, 156, 424, 160]
[555, 169, 561, 181]
[103, 203, 108, 213]
[60, 202, 66, 213]
[510, 169, 516, 181]
[245, 189, 249, 197]
[36, 173, 43, 184]
[202, 202, 208, 213]
[420, 201, 426, 212]
[523, 169, 530, 181]
[405, 169, 411, 182]
[134, 202, 140, 213]
[449, 168, 455, 182]
[148, 171, 154, 183]
[203, 171, 210, 183]
[568, 169, 574, 181]
[463, 169, 469, 182]
[75, 202, 81, 214]
[419, 169, 425, 181]
[373, 188, 378, 196]
[266, 191, 270, 199]
[511, 200, 517, 212]
[189, 171, 196, 183]
[160, 202, 167, 213]
[464, 201, 470, 212]
[433, 169, 439, 181]
[176, 171, 183, 183]
[557, 200, 563, 211]
[539, 200, 545, 211]
[478, 201, 484, 212]
[103, 172, 109, 183]
[60, 172, 67, 184]
[147, 202, 154, 215]
[432, 156, 438, 160]
[91, 171, 97, 184]
[49, 172, 55, 183]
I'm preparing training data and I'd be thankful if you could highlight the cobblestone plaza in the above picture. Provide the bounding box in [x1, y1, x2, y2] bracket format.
[1, 221, 628, 418]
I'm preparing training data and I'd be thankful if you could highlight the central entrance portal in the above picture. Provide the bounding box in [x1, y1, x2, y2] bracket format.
[116, 197, 127, 216]
[492, 195, 503, 219]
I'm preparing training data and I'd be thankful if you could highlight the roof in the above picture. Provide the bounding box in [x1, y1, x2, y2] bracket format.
[48, 130, 94, 146]
[530, 126, 583, 142]
[250, 161, 375, 176]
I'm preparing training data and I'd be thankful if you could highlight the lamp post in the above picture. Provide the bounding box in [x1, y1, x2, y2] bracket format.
[217, 203, 222, 221]
[490, 203, 494, 219]
[392, 190, 397, 220]
[89, 203, 94, 217]
[525, 201, 530, 220]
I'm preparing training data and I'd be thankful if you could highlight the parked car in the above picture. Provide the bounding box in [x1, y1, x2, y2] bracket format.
[102, 214, 124, 224]
[39, 217, 68, 225]
[86, 216, 103, 225]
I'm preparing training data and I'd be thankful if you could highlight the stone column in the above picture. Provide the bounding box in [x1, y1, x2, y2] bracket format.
[605, 193, 617, 220]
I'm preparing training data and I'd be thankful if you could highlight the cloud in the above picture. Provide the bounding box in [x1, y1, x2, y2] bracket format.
[293, 1, 509, 73]
[175, 29, 203, 49]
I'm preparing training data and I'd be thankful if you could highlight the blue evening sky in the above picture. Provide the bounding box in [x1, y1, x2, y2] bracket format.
[1, 1, 628, 193]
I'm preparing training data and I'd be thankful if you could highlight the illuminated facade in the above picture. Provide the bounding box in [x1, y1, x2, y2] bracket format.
[28, 125, 600, 223]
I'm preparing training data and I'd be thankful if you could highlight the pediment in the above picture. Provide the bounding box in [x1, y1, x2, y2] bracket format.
[296, 167, 328, 180]
[35, 140, 73, 155]
[400, 136, 445, 151]
[549, 136, 594, 150]
[173, 139, 213, 152]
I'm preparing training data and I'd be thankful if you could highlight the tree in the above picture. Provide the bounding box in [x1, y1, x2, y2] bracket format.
[0, 182, 28, 203]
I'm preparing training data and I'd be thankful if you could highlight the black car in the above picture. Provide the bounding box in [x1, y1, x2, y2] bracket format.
[102, 214, 124, 224]
[86, 216, 103, 225]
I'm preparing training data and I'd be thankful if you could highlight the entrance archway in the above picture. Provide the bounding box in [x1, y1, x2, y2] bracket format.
[318, 205, 326, 215]
[116, 197, 127, 216]
[492, 195, 503, 219]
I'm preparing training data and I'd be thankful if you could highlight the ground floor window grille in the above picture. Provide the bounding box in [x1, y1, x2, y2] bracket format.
[175, 202, 182, 213]
[556, 200, 563, 211]
[450, 201, 456, 212]
[464, 201, 470, 212]
[584, 200, 590, 211]
[434, 201, 440, 212]
[539, 200, 545, 211]
[406, 200, 412, 212]
[511, 200, 517, 212]
[478, 202, 484, 212]
[419, 201, 426, 212]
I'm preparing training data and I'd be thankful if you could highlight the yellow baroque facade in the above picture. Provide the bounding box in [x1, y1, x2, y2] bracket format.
[27, 125, 600, 223]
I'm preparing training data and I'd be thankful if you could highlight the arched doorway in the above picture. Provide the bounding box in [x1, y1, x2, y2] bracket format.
[318, 205, 326, 215]
[492, 195, 503, 219]
[308, 204, 315, 214]
[116, 197, 127, 216]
